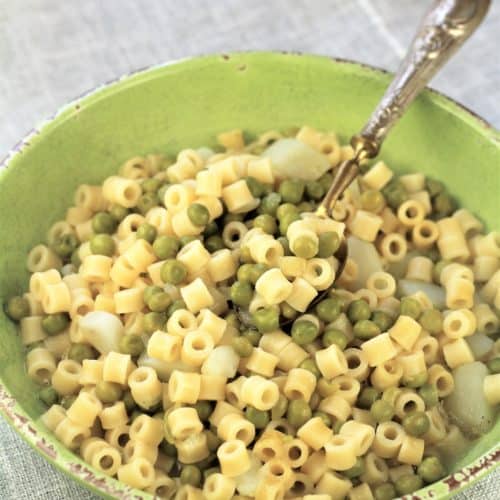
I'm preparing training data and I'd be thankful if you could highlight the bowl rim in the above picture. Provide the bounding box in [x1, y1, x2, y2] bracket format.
[0, 51, 499, 500]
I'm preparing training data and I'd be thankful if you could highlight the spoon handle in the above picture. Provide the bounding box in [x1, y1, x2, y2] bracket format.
[318, 0, 491, 217]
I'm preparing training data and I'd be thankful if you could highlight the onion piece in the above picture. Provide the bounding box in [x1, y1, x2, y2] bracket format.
[346, 236, 383, 291]
[79, 311, 124, 354]
[466, 333, 494, 361]
[397, 279, 446, 309]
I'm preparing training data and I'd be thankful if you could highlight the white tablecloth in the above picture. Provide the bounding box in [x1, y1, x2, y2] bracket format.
[0, 1, 499, 498]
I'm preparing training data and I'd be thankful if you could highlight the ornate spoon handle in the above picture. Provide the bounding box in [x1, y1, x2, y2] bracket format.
[318, 0, 491, 217]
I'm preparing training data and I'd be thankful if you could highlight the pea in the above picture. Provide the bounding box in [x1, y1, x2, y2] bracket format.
[160, 259, 187, 285]
[143, 286, 163, 304]
[249, 263, 269, 284]
[344, 457, 365, 479]
[187, 203, 210, 226]
[400, 297, 422, 319]
[281, 302, 298, 320]
[68, 343, 95, 363]
[90, 234, 115, 256]
[136, 223, 157, 243]
[231, 336, 254, 357]
[358, 387, 380, 409]
[147, 292, 171, 313]
[167, 300, 185, 318]
[353, 319, 381, 340]
[245, 406, 270, 429]
[95, 381, 123, 403]
[317, 378, 337, 397]
[332, 419, 343, 434]
[160, 440, 178, 458]
[382, 180, 408, 209]
[237, 264, 254, 284]
[180, 465, 201, 487]
[225, 312, 240, 329]
[361, 190, 385, 212]
[259, 192, 282, 216]
[246, 176, 266, 198]
[370, 399, 394, 423]
[205, 235, 224, 253]
[402, 411, 430, 437]
[312, 410, 331, 427]
[230, 281, 253, 307]
[373, 483, 397, 500]
[52, 234, 79, 258]
[291, 320, 319, 345]
[71, 249, 81, 268]
[193, 401, 212, 421]
[294, 235, 318, 259]
[203, 467, 220, 480]
[322, 328, 348, 350]
[119, 334, 144, 356]
[394, 474, 423, 496]
[419, 309, 443, 334]
[206, 430, 222, 452]
[433, 192, 455, 218]
[136, 193, 158, 214]
[316, 298, 342, 323]
[328, 292, 347, 311]
[317, 231, 340, 258]
[287, 399, 312, 427]
[403, 371, 428, 388]
[487, 357, 500, 374]
[4, 296, 30, 321]
[143, 312, 167, 333]
[179, 235, 199, 247]
[141, 178, 162, 193]
[92, 212, 117, 234]
[279, 179, 305, 204]
[371, 310, 394, 331]
[39, 386, 58, 407]
[242, 329, 261, 347]
[299, 358, 321, 378]
[417, 456, 446, 483]
[319, 172, 334, 192]
[277, 236, 291, 255]
[224, 213, 244, 225]
[348, 299, 371, 322]
[305, 180, 324, 201]
[60, 395, 76, 410]
[237, 246, 252, 264]
[426, 178, 444, 197]
[418, 383, 439, 408]
[109, 204, 129, 222]
[42, 313, 70, 335]
[123, 391, 136, 412]
[253, 214, 277, 235]
[152, 235, 179, 260]
[432, 259, 451, 284]
[276, 203, 299, 220]
[279, 212, 301, 236]
[271, 394, 288, 420]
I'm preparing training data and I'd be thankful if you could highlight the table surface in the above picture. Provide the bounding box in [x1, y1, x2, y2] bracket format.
[0, 1, 499, 499]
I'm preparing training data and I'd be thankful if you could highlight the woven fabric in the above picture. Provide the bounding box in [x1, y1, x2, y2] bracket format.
[0, 0, 499, 498]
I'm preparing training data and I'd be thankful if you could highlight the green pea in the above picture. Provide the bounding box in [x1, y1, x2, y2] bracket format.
[276, 203, 299, 220]
[271, 394, 288, 420]
[328, 292, 347, 311]
[394, 474, 423, 496]
[160, 259, 187, 285]
[371, 310, 394, 331]
[160, 440, 178, 458]
[348, 299, 371, 322]
[400, 297, 422, 319]
[358, 387, 380, 409]
[322, 328, 348, 350]
[332, 419, 343, 434]
[136, 193, 158, 215]
[147, 292, 171, 313]
[39, 386, 58, 407]
[259, 192, 282, 216]
[293, 236, 318, 260]
[203, 467, 220, 480]
[180, 465, 201, 487]
[225, 312, 240, 329]
[179, 235, 199, 247]
[109, 204, 130, 222]
[426, 178, 444, 198]
[187, 203, 210, 226]
[123, 390, 136, 412]
[373, 483, 397, 500]
[419, 309, 443, 334]
[90, 234, 116, 256]
[402, 411, 430, 437]
[195, 454, 217, 471]
[246, 176, 266, 198]
[279, 179, 305, 204]
[200, 220, 217, 237]
[245, 406, 270, 429]
[317, 378, 337, 397]
[312, 410, 331, 427]
[231, 336, 254, 357]
[143, 312, 167, 333]
[344, 457, 365, 479]
[167, 300, 185, 318]
[52, 234, 79, 258]
[281, 302, 298, 320]
[119, 334, 144, 356]
[68, 343, 95, 363]
[382, 180, 408, 209]
[236, 264, 253, 283]
[287, 399, 312, 427]
[60, 395, 76, 410]
[361, 190, 385, 212]
[142, 178, 162, 193]
[433, 192, 455, 218]
[4, 296, 30, 321]
[370, 399, 394, 423]
[418, 383, 439, 408]
[152, 235, 180, 260]
[279, 212, 301, 236]
[193, 401, 212, 421]
[316, 298, 342, 323]
[417, 456, 446, 483]
[291, 320, 319, 345]
[298, 201, 314, 213]
[317, 231, 340, 258]
[71, 249, 81, 268]
[487, 357, 500, 373]
[403, 371, 428, 388]
[242, 329, 261, 347]
[143, 286, 163, 304]
[353, 319, 381, 340]
[230, 281, 253, 307]
[319, 172, 334, 192]
[253, 214, 277, 235]
[206, 430, 222, 452]
[305, 180, 325, 201]
[95, 381, 123, 404]
[432, 259, 451, 284]
[237, 246, 252, 264]
[42, 313, 70, 335]
[249, 263, 269, 284]
[277, 236, 291, 255]
[299, 358, 321, 379]
[205, 235, 224, 253]
[131, 410, 144, 422]
[223, 213, 244, 225]
[136, 223, 157, 243]
[92, 212, 117, 234]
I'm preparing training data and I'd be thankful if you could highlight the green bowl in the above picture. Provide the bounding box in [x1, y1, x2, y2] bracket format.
[0, 52, 499, 499]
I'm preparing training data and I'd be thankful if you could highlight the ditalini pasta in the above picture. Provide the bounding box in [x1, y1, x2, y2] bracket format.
[4, 126, 499, 500]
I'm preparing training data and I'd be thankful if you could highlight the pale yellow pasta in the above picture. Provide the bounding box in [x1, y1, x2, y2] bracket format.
[362, 161, 393, 190]
[123, 439, 158, 464]
[249, 235, 284, 266]
[23, 292, 44, 316]
[54, 416, 91, 450]
[197, 308, 227, 344]
[473, 303, 499, 335]
[283, 368, 316, 402]
[405, 256, 434, 282]
[427, 364, 455, 397]
[470, 232, 500, 258]
[348, 483, 374, 500]
[109, 256, 140, 288]
[221, 221, 249, 249]
[168, 370, 201, 404]
[40, 404, 66, 432]
[66, 391, 102, 428]
[117, 457, 155, 489]
[412, 220, 440, 249]
[366, 271, 396, 298]
[26, 244, 63, 273]
[217, 439, 251, 477]
[100, 401, 128, 430]
[440, 263, 474, 286]
[113, 287, 144, 314]
[26, 347, 57, 383]
[145, 206, 172, 235]
[101, 176, 141, 208]
[207, 249, 237, 282]
[179, 277, 214, 313]
[146, 471, 177, 498]
[177, 432, 210, 464]
[379, 207, 399, 234]
[397, 199, 426, 227]
[443, 309, 477, 338]
[483, 374, 500, 405]
[208, 157, 239, 186]
[360, 452, 389, 486]
[209, 401, 243, 428]
[254, 268, 293, 305]
[120, 156, 149, 178]
[75, 220, 94, 243]
[20, 316, 47, 345]
[473, 255, 499, 283]
[397, 434, 425, 466]
[79, 255, 112, 283]
[480, 269, 500, 304]
[43, 331, 70, 359]
[378, 233, 407, 262]
[436, 217, 470, 261]
[344, 348, 370, 381]
[245, 348, 279, 378]
[203, 473, 236, 500]
[278, 256, 306, 278]
[247, 157, 274, 183]
[324, 435, 357, 471]
[423, 407, 448, 444]
[102, 352, 133, 385]
[315, 344, 348, 379]
[371, 421, 404, 458]
[276, 341, 309, 372]
[225, 377, 248, 410]
[318, 394, 352, 422]
[217, 412, 255, 445]
[222, 179, 258, 213]
[51, 359, 82, 395]
[303, 258, 335, 290]
[128, 367, 163, 409]
[171, 208, 205, 237]
[198, 374, 227, 401]
[77, 359, 103, 386]
[353, 288, 378, 309]
[370, 359, 403, 390]
[90, 444, 122, 476]
[285, 277, 318, 312]
[361, 333, 399, 367]
[388, 315, 421, 351]
[117, 213, 146, 239]
[93, 294, 115, 313]
[398, 351, 426, 381]
[122, 239, 156, 273]
[166, 308, 197, 337]
[348, 210, 383, 242]
[147, 331, 181, 362]
[394, 390, 426, 419]
[443, 338, 475, 369]
[128, 414, 164, 447]
[241, 375, 279, 411]
[167, 407, 203, 440]
[340, 421, 375, 456]
[181, 330, 214, 367]
[66, 205, 93, 226]
[195, 168, 223, 197]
